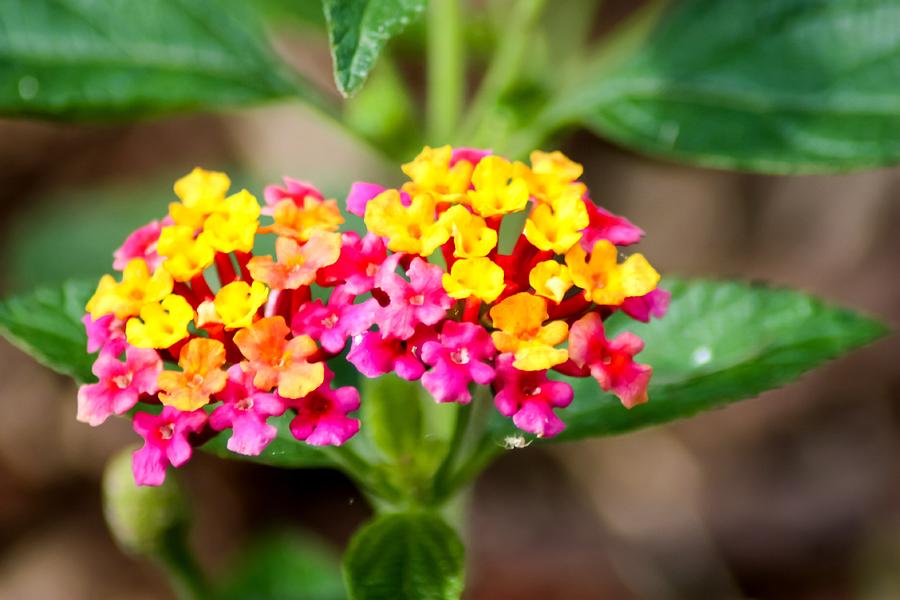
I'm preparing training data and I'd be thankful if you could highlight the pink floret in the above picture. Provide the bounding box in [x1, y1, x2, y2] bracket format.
[346, 182, 386, 217]
[113, 219, 165, 271]
[287, 369, 360, 446]
[450, 147, 491, 167]
[77, 345, 162, 426]
[580, 202, 644, 251]
[132, 407, 207, 486]
[620, 288, 671, 323]
[209, 365, 286, 456]
[374, 254, 452, 340]
[420, 321, 496, 403]
[317, 232, 388, 295]
[292, 287, 378, 354]
[568, 313, 652, 409]
[493, 355, 573, 438]
[263, 177, 324, 215]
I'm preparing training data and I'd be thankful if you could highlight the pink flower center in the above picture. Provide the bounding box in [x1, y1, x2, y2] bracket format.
[158, 423, 175, 440]
[450, 348, 470, 365]
[321, 313, 339, 329]
[235, 396, 254, 411]
[522, 385, 542, 397]
[409, 293, 425, 306]
[112, 373, 133, 389]
[366, 263, 378, 277]
[305, 395, 330, 416]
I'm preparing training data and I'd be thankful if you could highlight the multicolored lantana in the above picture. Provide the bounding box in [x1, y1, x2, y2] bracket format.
[80, 147, 666, 485]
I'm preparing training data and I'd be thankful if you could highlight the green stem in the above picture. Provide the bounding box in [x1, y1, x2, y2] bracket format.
[430, 402, 473, 501]
[156, 527, 209, 600]
[497, 0, 669, 157]
[427, 0, 465, 143]
[458, 0, 547, 146]
[442, 437, 502, 499]
[323, 444, 404, 505]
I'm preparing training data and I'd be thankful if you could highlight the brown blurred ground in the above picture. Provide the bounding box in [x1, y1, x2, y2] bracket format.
[0, 96, 898, 600]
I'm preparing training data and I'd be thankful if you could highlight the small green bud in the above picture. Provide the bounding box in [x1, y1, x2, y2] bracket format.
[102, 446, 188, 556]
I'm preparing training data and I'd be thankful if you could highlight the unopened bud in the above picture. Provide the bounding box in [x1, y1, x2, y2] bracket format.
[102, 446, 188, 556]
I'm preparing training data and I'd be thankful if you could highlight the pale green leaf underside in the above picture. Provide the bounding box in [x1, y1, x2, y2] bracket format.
[562, 0, 900, 173]
[323, 0, 426, 96]
[0, 0, 306, 118]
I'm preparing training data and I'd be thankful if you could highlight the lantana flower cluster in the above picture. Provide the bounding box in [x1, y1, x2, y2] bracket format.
[80, 146, 666, 486]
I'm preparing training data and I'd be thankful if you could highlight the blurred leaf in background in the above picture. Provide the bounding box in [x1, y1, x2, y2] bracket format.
[0, 0, 317, 119]
[215, 531, 345, 600]
[547, 0, 900, 172]
[3, 173, 263, 291]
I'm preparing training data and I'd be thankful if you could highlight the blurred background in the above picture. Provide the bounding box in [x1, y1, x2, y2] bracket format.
[1, 1, 898, 599]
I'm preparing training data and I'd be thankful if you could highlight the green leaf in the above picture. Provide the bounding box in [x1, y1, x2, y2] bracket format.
[491, 279, 888, 442]
[0, 280, 94, 383]
[323, 0, 426, 96]
[215, 531, 345, 600]
[560, 0, 900, 173]
[343, 511, 464, 600]
[0, 0, 313, 119]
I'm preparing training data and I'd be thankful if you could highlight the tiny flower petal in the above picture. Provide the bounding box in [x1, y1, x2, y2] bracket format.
[620, 288, 671, 323]
[158, 338, 228, 411]
[523, 185, 589, 253]
[440, 205, 498, 258]
[113, 220, 165, 272]
[442, 257, 506, 303]
[364, 190, 451, 256]
[214, 280, 269, 329]
[264, 177, 324, 215]
[346, 182, 386, 217]
[580, 202, 643, 250]
[467, 156, 529, 217]
[529, 260, 573, 304]
[125, 294, 194, 350]
[401, 145, 474, 201]
[565, 240, 659, 306]
[83, 313, 124, 354]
